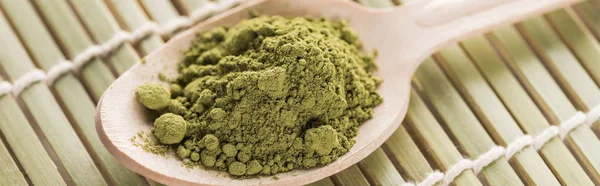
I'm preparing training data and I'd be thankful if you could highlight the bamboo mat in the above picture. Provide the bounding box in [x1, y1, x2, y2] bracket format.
[0, 0, 598, 185]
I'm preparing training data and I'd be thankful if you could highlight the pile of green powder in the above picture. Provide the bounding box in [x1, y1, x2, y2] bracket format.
[134, 15, 382, 177]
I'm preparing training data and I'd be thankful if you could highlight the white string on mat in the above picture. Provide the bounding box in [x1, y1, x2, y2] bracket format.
[404, 106, 600, 186]
[11, 69, 46, 96]
[0, 82, 12, 96]
[0, 0, 246, 97]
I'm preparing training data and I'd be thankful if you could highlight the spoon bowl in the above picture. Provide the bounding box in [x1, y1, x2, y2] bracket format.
[96, 0, 578, 185]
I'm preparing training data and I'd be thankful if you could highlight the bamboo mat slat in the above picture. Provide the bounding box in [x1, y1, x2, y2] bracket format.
[468, 33, 593, 185]
[0, 6, 107, 186]
[307, 178, 336, 186]
[357, 0, 395, 8]
[573, 1, 600, 40]
[104, 0, 164, 55]
[173, 0, 208, 14]
[331, 165, 371, 186]
[357, 149, 405, 185]
[405, 90, 482, 186]
[67, 0, 140, 75]
[31, 0, 116, 101]
[0, 85, 65, 186]
[0, 0, 146, 185]
[434, 44, 559, 185]
[0, 131, 27, 186]
[491, 22, 600, 184]
[0, 9, 67, 186]
[520, 16, 600, 115]
[0, 0, 598, 185]
[138, 0, 183, 33]
[414, 58, 524, 186]
[515, 17, 600, 182]
[383, 125, 433, 183]
[546, 8, 600, 88]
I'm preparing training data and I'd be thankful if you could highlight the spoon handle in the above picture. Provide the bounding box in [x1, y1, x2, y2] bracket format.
[407, 0, 580, 54]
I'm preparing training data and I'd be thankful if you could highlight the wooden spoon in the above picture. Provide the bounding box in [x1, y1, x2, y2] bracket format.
[96, 0, 578, 185]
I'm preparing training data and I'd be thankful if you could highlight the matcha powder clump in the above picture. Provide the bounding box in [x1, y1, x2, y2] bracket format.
[135, 15, 383, 177]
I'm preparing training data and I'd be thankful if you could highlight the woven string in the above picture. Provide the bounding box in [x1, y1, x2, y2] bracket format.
[404, 107, 600, 186]
[0, 0, 245, 96]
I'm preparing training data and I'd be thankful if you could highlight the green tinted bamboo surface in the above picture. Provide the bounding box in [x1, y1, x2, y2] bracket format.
[516, 17, 600, 182]
[521, 16, 600, 120]
[357, 0, 395, 8]
[545, 8, 600, 133]
[0, 130, 27, 186]
[356, 149, 404, 185]
[383, 125, 433, 182]
[306, 178, 335, 186]
[0, 82, 64, 185]
[0, 0, 147, 185]
[67, 0, 140, 74]
[491, 23, 600, 184]
[104, 0, 164, 55]
[0, 10, 65, 184]
[469, 33, 593, 185]
[435, 44, 559, 185]
[405, 90, 482, 185]
[546, 8, 600, 87]
[32, 0, 116, 101]
[330, 165, 370, 186]
[414, 58, 523, 186]
[0, 76, 34, 186]
[138, 0, 183, 36]
[573, 1, 600, 40]
[173, 0, 208, 14]
[0, 7, 106, 186]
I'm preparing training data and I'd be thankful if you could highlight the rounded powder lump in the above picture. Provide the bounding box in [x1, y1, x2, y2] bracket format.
[153, 113, 187, 144]
[135, 84, 171, 110]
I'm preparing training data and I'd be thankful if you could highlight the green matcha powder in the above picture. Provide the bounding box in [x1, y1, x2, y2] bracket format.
[134, 15, 382, 177]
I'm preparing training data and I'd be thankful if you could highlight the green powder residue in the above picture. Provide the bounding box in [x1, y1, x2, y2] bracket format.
[131, 131, 170, 155]
[134, 15, 382, 177]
